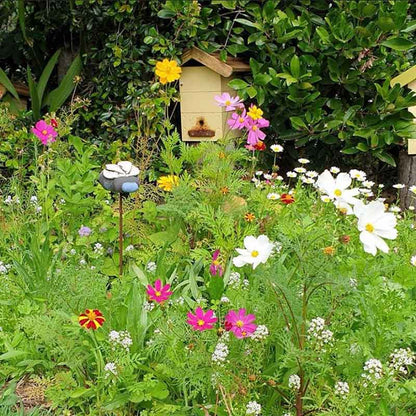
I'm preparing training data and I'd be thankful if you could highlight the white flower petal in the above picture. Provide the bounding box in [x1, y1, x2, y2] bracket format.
[335, 172, 352, 190]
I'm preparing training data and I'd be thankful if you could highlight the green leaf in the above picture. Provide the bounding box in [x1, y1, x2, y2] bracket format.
[38, 49, 61, 105]
[157, 9, 176, 19]
[253, 73, 271, 86]
[381, 37, 415, 51]
[402, 20, 416, 33]
[27, 67, 40, 120]
[143, 36, 153, 44]
[356, 142, 369, 152]
[228, 79, 248, 90]
[18, 0, 32, 47]
[316, 27, 330, 43]
[341, 147, 359, 154]
[246, 86, 257, 98]
[290, 116, 307, 130]
[375, 151, 396, 166]
[46, 55, 81, 112]
[208, 276, 224, 301]
[235, 18, 261, 29]
[0, 350, 27, 361]
[290, 55, 300, 79]
[0, 68, 19, 100]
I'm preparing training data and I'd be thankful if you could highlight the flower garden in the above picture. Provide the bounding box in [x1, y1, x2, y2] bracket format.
[1, 1, 416, 415]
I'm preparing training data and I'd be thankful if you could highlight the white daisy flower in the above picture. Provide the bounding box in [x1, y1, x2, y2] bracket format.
[270, 144, 284, 153]
[267, 193, 280, 200]
[298, 158, 310, 164]
[286, 171, 297, 178]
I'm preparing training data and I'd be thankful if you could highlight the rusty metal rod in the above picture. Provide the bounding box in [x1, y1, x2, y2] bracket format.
[119, 193, 123, 277]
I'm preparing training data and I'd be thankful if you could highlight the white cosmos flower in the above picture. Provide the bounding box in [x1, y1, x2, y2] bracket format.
[316, 170, 360, 207]
[233, 235, 274, 269]
[354, 200, 397, 256]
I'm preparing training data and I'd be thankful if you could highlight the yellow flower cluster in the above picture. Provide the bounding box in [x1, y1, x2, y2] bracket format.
[155, 59, 181, 84]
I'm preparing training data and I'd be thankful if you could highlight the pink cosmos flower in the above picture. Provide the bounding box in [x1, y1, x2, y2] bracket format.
[31, 120, 58, 145]
[147, 279, 172, 304]
[224, 308, 257, 338]
[215, 92, 243, 111]
[209, 249, 223, 276]
[227, 110, 249, 130]
[187, 307, 217, 331]
[246, 118, 266, 145]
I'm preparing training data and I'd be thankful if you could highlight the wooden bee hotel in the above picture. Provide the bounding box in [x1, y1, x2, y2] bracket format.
[390, 65, 416, 155]
[179, 47, 250, 142]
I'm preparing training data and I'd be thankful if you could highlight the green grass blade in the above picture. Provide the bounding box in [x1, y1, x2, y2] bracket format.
[45, 55, 81, 112]
[0, 68, 19, 100]
[37, 49, 61, 105]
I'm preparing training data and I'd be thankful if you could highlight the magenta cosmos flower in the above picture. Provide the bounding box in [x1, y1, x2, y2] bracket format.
[209, 250, 223, 276]
[147, 279, 172, 304]
[215, 92, 243, 111]
[187, 307, 217, 331]
[31, 120, 58, 145]
[225, 308, 257, 338]
[227, 110, 249, 130]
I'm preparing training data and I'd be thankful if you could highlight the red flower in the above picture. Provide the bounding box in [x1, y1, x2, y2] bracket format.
[280, 193, 295, 204]
[50, 118, 58, 128]
[224, 321, 233, 331]
[78, 309, 105, 330]
[254, 141, 266, 151]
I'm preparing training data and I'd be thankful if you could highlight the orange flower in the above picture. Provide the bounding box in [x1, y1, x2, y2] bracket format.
[323, 246, 336, 256]
[220, 186, 229, 195]
[280, 193, 295, 204]
[78, 309, 105, 330]
[244, 212, 256, 222]
[155, 59, 181, 84]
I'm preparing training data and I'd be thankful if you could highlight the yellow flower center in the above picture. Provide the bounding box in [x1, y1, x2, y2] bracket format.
[197, 319, 205, 326]
[239, 117, 245, 123]
[252, 125, 258, 131]
[86, 310, 97, 321]
[365, 223, 374, 233]
[334, 189, 342, 197]
[236, 320, 244, 328]
[225, 100, 231, 106]
[212, 260, 220, 266]
[42, 130, 48, 135]
[155, 291, 161, 297]
[251, 250, 259, 257]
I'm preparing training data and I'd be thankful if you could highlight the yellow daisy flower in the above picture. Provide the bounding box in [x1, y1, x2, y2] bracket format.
[155, 59, 182, 84]
[247, 105, 263, 120]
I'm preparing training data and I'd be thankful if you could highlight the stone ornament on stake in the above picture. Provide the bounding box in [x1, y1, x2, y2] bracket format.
[98, 161, 140, 277]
